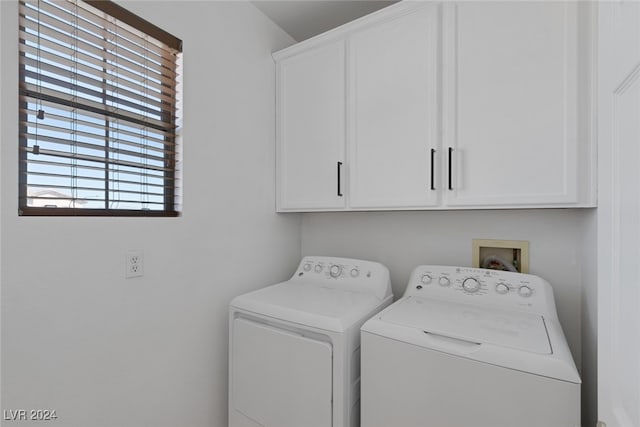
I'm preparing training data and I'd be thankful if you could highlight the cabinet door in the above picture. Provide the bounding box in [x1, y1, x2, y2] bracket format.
[349, 5, 440, 209]
[443, 2, 579, 207]
[276, 41, 346, 211]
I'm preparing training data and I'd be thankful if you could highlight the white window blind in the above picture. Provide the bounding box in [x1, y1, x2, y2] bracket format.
[19, 0, 182, 216]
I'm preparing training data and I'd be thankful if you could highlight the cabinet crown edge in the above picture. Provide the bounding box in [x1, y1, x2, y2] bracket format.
[272, 1, 435, 62]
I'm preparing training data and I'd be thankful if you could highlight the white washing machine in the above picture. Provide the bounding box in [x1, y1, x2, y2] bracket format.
[229, 256, 393, 427]
[361, 265, 581, 427]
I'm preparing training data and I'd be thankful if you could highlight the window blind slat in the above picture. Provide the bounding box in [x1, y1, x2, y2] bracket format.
[22, 132, 168, 164]
[26, 183, 165, 197]
[19, 18, 177, 83]
[20, 1, 180, 67]
[23, 0, 178, 64]
[22, 196, 166, 205]
[18, 28, 178, 89]
[22, 158, 176, 181]
[19, 37, 178, 95]
[21, 56, 171, 111]
[21, 120, 173, 155]
[21, 3, 178, 72]
[20, 107, 175, 147]
[21, 146, 172, 173]
[28, 171, 167, 188]
[22, 70, 167, 119]
[21, 83, 175, 131]
[35, 0, 180, 57]
[20, 98, 177, 140]
[83, 0, 181, 54]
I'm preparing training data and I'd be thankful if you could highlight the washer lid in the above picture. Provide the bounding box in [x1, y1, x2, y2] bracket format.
[380, 296, 551, 354]
[230, 281, 383, 332]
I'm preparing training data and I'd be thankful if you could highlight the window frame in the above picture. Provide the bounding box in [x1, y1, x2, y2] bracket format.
[18, 0, 182, 217]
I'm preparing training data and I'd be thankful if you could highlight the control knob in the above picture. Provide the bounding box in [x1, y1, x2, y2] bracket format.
[329, 265, 342, 278]
[462, 277, 480, 293]
[303, 263, 312, 272]
[314, 264, 323, 273]
[495, 283, 510, 294]
[518, 286, 533, 298]
[421, 274, 432, 285]
[438, 276, 450, 287]
[350, 268, 359, 278]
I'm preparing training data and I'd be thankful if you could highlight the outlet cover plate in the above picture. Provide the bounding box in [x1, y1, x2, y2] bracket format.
[125, 250, 144, 278]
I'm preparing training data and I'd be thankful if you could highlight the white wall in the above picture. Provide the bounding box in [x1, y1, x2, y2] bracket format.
[0, 2, 299, 427]
[301, 209, 592, 371]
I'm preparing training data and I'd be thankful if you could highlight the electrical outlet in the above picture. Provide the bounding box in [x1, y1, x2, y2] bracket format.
[125, 250, 144, 278]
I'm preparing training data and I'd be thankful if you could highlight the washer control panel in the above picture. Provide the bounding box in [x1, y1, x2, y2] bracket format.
[292, 256, 392, 301]
[298, 258, 367, 281]
[404, 265, 556, 315]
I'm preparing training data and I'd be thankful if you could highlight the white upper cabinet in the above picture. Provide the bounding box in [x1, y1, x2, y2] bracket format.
[273, 2, 595, 212]
[276, 40, 346, 211]
[442, 2, 590, 207]
[349, 5, 440, 209]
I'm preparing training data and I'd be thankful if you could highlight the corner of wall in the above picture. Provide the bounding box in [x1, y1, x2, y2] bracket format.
[579, 209, 598, 427]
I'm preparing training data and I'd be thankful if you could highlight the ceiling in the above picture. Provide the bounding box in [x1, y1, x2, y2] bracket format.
[252, 1, 398, 42]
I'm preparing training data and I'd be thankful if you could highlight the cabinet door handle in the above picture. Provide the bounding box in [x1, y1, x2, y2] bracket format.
[430, 149, 436, 190]
[448, 147, 453, 190]
[337, 161, 343, 197]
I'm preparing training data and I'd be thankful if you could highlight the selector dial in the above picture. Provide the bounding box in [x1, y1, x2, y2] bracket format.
[495, 283, 510, 294]
[421, 274, 433, 285]
[438, 276, 450, 287]
[350, 268, 359, 278]
[329, 265, 342, 278]
[518, 285, 533, 297]
[303, 263, 312, 272]
[314, 264, 323, 273]
[462, 277, 481, 293]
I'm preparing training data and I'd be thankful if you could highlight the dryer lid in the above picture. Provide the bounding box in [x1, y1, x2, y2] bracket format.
[380, 296, 551, 354]
[230, 281, 384, 332]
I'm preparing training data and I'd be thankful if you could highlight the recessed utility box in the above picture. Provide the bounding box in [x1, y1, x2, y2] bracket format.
[472, 239, 529, 273]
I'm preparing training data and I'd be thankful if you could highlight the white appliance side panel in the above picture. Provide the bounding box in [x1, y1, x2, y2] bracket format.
[231, 318, 333, 427]
[361, 332, 580, 427]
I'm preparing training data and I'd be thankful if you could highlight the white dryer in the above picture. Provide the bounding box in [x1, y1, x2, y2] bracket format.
[361, 265, 581, 427]
[229, 256, 393, 427]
